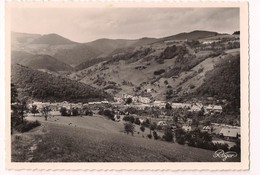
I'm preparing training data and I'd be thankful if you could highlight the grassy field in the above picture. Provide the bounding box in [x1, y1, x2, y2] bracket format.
[12, 115, 240, 162]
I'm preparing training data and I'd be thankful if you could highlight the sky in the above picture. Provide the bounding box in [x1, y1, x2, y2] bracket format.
[11, 7, 239, 43]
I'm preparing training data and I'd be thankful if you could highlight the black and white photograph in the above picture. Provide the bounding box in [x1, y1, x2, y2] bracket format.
[5, 2, 249, 170]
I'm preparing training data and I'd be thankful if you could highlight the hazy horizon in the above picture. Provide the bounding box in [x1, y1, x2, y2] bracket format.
[11, 8, 239, 43]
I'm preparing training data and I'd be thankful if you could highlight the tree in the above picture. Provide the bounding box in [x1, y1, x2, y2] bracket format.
[129, 116, 135, 123]
[140, 125, 145, 137]
[175, 128, 186, 144]
[11, 83, 18, 103]
[150, 122, 157, 131]
[134, 117, 141, 125]
[85, 109, 93, 116]
[72, 108, 79, 116]
[41, 106, 51, 121]
[126, 97, 133, 105]
[163, 127, 174, 142]
[153, 131, 160, 140]
[11, 100, 28, 128]
[60, 107, 67, 116]
[103, 109, 115, 120]
[31, 105, 38, 116]
[124, 122, 135, 135]
[165, 102, 172, 110]
[232, 31, 240, 35]
[11, 84, 29, 133]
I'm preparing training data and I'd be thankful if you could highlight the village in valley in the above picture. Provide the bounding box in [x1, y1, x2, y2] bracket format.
[26, 92, 240, 150]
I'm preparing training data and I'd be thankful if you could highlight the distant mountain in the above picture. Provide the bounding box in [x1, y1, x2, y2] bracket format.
[11, 30, 221, 68]
[85, 38, 135, 54]
[11, 51, 72, 72]
[11, 51, 34, 64]
[11, 64, 111, 102]
[53, 44, 103, 66]
[11, 32, 41, 45]
[131, 37, 158, 47]
[30, 33, 77, 45]
[158, 30, 219, 42]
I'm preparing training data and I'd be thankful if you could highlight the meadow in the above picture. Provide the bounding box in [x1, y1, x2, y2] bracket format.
[11, 114, 239, 162]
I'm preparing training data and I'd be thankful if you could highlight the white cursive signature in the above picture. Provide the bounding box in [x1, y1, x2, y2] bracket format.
[213, 149, 238, 161]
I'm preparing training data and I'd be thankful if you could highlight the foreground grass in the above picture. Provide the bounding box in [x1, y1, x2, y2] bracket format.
[12, 117, 240, 162]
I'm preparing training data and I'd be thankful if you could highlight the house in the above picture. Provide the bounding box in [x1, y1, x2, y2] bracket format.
[153, 101, 166, 109]
[157, 121, 167, 127]
[139, 119, 145, 124]
[138, 96, 151, 104]
[212, 105, 223, 113]
[201, 126, 212, 133]
[101, 100, 109, 104]
[202, 40, 219, 45]
[172, 103, 192, 109]
[114, 97, 124, 104]
[182, 125, 192, 132]
[205, 105, 223, 114]
[146, 88, 152, 93]
[188, 105, 201, 112]
[219, 128, 240, 140]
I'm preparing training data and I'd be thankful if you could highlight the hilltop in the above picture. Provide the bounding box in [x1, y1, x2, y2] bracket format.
[158, 30, 219, 42]
[11, 51, 72, 72]
[29, 33, 77, 45]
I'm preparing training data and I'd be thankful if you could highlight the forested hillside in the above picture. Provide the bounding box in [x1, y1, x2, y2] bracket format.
[11, 64, 111, 102]
[195, 54, 240, 113]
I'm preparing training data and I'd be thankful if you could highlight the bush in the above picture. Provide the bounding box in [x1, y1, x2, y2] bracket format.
[124, 122, 135, 135]
[129, 116, 135, 123]
[134, 118, 141, 125]
[147, 134, 152, 139]
[154, 69, 165, 75]
[150, 122, 157, 131]
[125, 107, 138, 114]
[140, 125, 145, 132]
[163, 128, 174, 142]
[15, 120, 41, 133]
[123, 115, 135, 123]
[85, 109, 93, 116]
[72, 108, 79, 116]
[175, 128, 186, 144]
[60, 107, 68, 116]
[153, 131, 160, 140]
[189, 84, 195, 89]
[229, 141, 241, 155]
[103, 109, 115, 121]
[125, 97, 133, 104]
[198, 67, 204, 73]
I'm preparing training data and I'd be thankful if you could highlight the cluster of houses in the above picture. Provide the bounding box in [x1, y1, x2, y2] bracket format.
[156, 121, 240, 141]
[29, 100, 110, 111]
[114, 94, 223, 114]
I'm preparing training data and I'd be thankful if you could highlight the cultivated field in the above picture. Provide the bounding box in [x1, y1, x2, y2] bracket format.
[11, 115, 240, 162]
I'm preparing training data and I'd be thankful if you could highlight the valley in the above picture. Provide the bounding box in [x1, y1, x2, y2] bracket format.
[11, 30, 241, 162]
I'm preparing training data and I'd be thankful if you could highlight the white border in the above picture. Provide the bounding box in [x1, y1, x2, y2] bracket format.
[1, 0, 252, 170]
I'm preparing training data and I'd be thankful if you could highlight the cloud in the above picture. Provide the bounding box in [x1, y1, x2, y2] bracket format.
[11, 7, 239, 42]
